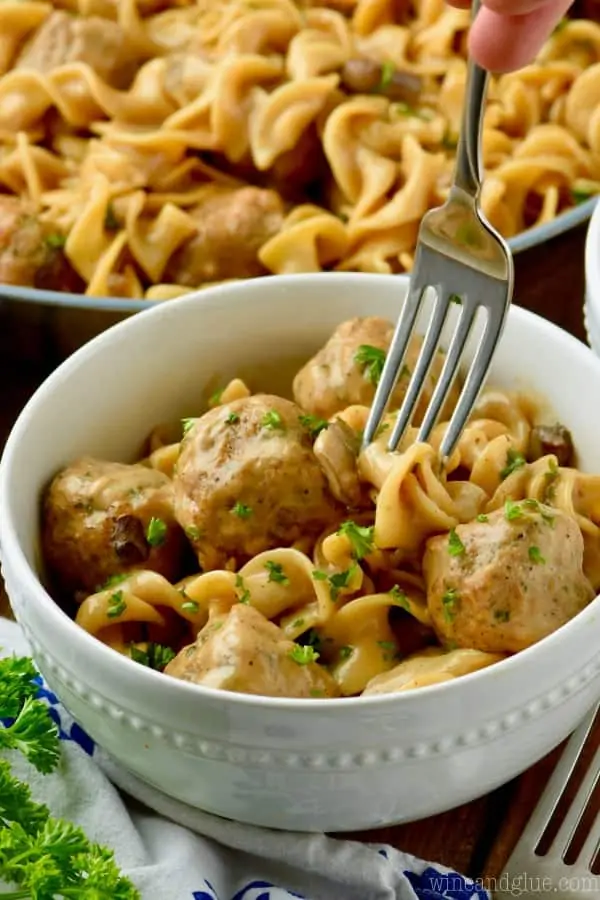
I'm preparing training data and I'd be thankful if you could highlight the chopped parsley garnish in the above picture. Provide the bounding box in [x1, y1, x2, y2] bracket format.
[181, 599, 200, 613]
[185, 525, 202, 541]
[354, 344, 386, 386]
[442, 130, 458, 150]
[262, 409, 285, 430]
[338, 645, 353, 660]
[289, 644, 319, 665]
[504, 499, 523, 521]
[328, 566, 356, 600]
[265, 560, 289, 585]
[298, 413, 329, 438]
[524, 500, 555, 526]
[309, 689, 324, 697]
[476, 514, 489, 523]
[441, 588, 459, 623]
[375, 421, 390, 437]
[379, 60, 395, 90]
[304, 629, 322, 650]
[232, 502, 252, 518]
[338, 520, 374, 559]
[448, 528, 465, 557]
[528, 545, 545, 565]
[500, 448, 526, 480]
[450, 294, 462, 305]
[390, 101, 433, 120]
[311, 566, 356, 600]
[235, 573, 251, 604]
[104, 202, 120, 230]
[225, 412, 239, 425]
[181, 417, 196, 437]
[292, 617, 305, 629]
[209, 388, 224, 407]
[544, 458, 559, 501]
[107, 590, 126, 619]
[45, 232, 66, 250]
[146, 516, 167, 547]
[389, 584, 409, 608]
[130, 642, 176, 670]
[572, 188, 593, 205]
[494, 609, 511, 623]
[378, 639, 399, 662]
[102, 572, 128, 589]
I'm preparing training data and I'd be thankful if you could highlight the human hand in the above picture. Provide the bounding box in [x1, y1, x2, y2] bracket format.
[449, 0, 575, 72]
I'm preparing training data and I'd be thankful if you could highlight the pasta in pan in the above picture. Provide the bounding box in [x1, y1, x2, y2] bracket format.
[41, 316, 599, 699]
[0, 1, 598, 299]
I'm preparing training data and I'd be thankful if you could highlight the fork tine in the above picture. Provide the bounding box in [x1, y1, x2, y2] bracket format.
[549, 740, 600, 862]
[517, 704, 599, 852]
[387, 289, 451, 451]
[362, 283, 425, 447]
[579, 781, 600, 868]
[416, 303, 477, 444]
[439, 304, 506, 460]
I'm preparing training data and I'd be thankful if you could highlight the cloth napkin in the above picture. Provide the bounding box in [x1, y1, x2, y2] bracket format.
[0, 617, 491, 900]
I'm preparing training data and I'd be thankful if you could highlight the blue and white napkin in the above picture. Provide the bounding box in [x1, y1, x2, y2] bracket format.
[0, 616, 490, 900]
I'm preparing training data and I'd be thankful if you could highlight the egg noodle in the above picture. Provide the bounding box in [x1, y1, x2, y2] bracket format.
[41, 318, 599, 699]
[0, 0, 599, 299]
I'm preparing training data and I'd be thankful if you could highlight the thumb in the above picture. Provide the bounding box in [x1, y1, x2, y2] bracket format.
[468, 0, 573, 72]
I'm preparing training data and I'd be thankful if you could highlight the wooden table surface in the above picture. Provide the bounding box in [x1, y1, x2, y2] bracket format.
[0, 225, 598, 889]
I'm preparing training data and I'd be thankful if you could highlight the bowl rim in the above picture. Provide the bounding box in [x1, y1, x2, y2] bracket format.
[585, 199, 600, 304]
[1, 272, 599, 710]
[0, 198, 597, 314]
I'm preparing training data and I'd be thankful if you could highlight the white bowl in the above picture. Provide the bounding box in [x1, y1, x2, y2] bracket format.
[585, 198, 600, 350]
[1, 273, 600, 833]
[584, 296, 600, 356]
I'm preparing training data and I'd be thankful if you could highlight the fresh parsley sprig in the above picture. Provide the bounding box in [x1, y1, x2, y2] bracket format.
[0, 655, 139, 898]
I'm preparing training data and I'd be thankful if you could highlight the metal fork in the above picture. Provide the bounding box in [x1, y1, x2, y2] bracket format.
[362, 0, 514, 460]
[495, 702, 600, 900]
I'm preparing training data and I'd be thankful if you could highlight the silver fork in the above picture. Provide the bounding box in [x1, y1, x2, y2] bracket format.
[495, 702, 600, 900]
[362, 0, 514, 460]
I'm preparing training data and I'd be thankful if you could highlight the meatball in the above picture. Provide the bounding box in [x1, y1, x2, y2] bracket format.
[42, 457, 184, 597]
[16, 11, 142, 88]
[164, 186, 285, 286]
[293, 317, 462, 422]
[173, 394, 340, 569]
[0, 195, 82, 291]
[165, 603, 340, 698]
[423, 501, 594, 654]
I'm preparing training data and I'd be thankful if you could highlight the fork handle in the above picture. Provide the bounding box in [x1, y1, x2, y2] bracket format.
[453, 0, 488, 199]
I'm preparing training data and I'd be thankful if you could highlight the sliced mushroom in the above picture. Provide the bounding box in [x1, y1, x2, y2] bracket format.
[340, 58, 422, 105]
[111, 514, 150, 565]
[528, 424, 574, 467]
[314, 418, 364, 507]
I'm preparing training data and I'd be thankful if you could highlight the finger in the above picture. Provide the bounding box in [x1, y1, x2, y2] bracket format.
[448, 0, 564, 10]
[484, 0, 563, 12]
[469, 0, 572, 72]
